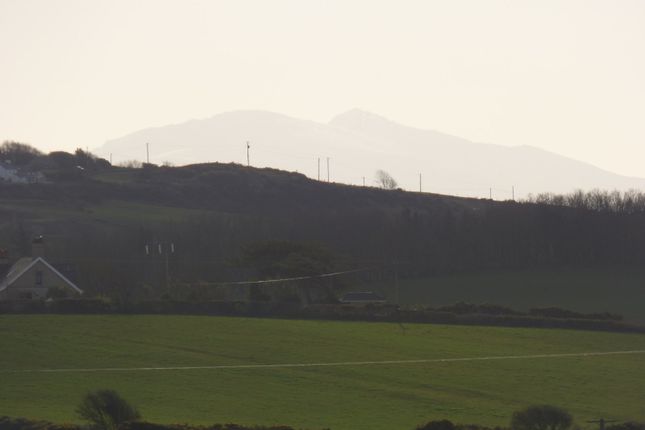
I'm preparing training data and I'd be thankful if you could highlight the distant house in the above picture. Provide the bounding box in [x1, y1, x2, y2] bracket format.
[0, 238, 82, 300]
[0, 257, 82, 300]
[340, 291, 386, 304]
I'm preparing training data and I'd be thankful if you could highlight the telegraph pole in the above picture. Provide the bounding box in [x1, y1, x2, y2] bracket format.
[489, 188, 492, 200]
[317, 158, 320, 180]
[394, 262, 400, 306]
[419, 173, 422, 192]
[362, 176, 365, 186]
[326, 157, 330, 182]
[246, 141, 250, 166]
[145, 242, 175, 296]
[146, 143, 150, 164]
[512, 186, 515, 201]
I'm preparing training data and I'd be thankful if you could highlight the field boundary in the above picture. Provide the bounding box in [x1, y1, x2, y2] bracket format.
[4, 349, 645, 374]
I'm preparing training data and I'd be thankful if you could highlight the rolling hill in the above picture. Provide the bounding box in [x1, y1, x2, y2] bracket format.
[1, 160, 645, 322]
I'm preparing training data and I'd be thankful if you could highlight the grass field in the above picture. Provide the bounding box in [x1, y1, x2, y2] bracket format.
[1, 316, 644, 430]
[366, 267, 645, 324]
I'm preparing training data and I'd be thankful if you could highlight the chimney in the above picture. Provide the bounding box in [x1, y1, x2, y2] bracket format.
[32, 236, 45, 258]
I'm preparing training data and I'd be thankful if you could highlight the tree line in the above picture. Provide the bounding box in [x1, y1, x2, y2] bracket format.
[524, 189, 645, 214]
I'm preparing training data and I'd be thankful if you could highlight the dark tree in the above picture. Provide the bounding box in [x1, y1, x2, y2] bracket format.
[0, 141, 42, 165]
[239, 240, 336, 278]
[76, 389, 141, 430]
[511, 405, 572, 430]
[417, 420, 456, 430]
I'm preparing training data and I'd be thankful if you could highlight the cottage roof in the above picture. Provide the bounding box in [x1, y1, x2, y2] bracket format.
[0, 257, 82, 294]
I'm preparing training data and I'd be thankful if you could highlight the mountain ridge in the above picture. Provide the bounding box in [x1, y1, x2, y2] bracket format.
[96, 109, 645, 198]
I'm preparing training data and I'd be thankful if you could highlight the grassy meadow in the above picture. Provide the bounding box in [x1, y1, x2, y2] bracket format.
[1, 315, 645, 430]
[366, 267, 645, 324]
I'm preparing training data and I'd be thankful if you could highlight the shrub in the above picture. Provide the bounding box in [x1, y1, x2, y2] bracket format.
[607, 423, 645, 430]
[511, 405, 572, 430]
[417, 420, 456, 430]
[0, 416, 79, 429]
[46, 286, 69, 299]
[76, 389, 140, 430]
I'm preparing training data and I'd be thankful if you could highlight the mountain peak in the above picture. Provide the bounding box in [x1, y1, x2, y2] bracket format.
[329, 109, 395, 130]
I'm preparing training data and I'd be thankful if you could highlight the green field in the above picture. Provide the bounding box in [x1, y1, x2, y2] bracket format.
[1, 316, 644, 430]
[367, 267, 645, 324]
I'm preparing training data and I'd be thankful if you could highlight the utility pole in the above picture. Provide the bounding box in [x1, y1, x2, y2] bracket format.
[419, 173, 422, 192]
[145, 241, 175, 296]
[326, 157, 330, 182]
[489, 187, 492, 200]
[146, 143, 150, 164]
[317, 158, 320, 180]
[394, 263, 400, 306]
[512, 186, 515, 201]
[246, 141, 250, 166]
[362, 176, 365, 186]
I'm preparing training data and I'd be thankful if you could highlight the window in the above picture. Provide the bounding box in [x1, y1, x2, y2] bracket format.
[35, 270, 43, 286]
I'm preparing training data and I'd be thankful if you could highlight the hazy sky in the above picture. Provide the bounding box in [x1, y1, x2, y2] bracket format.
[1, 0, 644, 176]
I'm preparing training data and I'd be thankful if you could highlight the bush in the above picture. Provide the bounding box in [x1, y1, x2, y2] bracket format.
[76, 389, 140, 430]
[511, 405, 572, 430]
[529, 307, 622, 321]
[46, 286, 69, 299]
[0, 416, 79, 429]
[417, 420, 456, 430]
[607, 424, 645, 430]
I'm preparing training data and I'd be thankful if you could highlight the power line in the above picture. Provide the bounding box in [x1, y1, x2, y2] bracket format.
[5, 350, 645, 374]
[194, 267, 372, 287]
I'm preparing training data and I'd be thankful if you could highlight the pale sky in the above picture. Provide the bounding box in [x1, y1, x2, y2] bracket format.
[1, 0, 644, 177]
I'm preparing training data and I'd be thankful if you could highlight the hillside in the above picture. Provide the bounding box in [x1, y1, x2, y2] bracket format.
[2, 160, 645, 320]
[96, 109, 645, 198]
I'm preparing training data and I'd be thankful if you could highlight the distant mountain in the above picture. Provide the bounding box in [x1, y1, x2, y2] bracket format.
[96, 109, 645, 198]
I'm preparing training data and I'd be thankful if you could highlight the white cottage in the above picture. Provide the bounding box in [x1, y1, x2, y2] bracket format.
[0, 240, 82, 300]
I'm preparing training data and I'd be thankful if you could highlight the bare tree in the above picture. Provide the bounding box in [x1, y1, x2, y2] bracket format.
[375, 169, 398, 190]
[76, 389, 140, 430]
